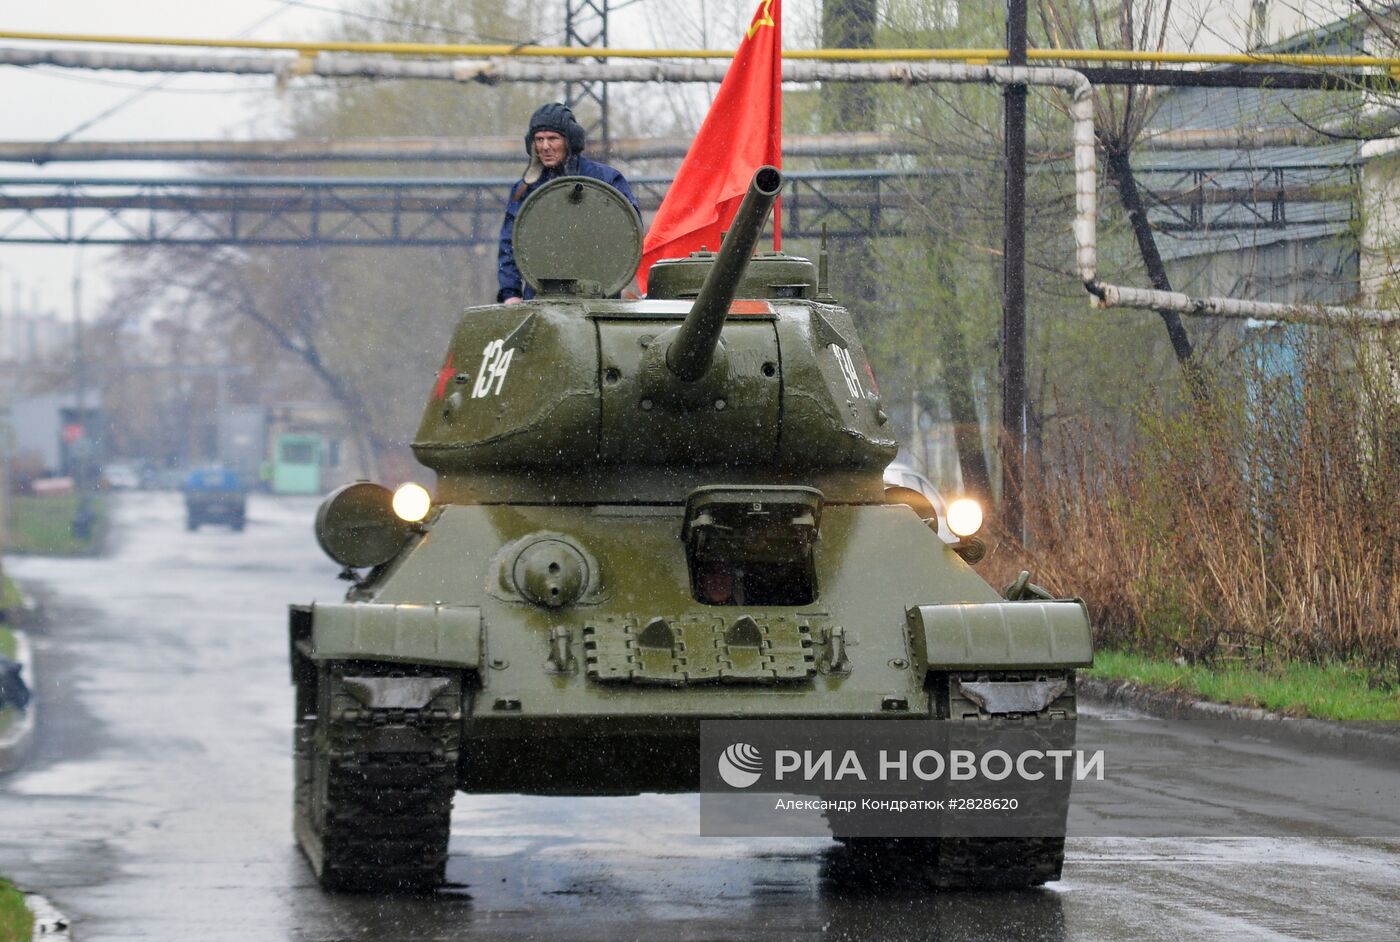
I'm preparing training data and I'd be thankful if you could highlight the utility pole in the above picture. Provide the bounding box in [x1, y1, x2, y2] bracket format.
[0, 267, 8, 574]
[70, 247, 94, 540]
[1001, 0, 1028, 538]
[821, 0, 880, 304]
[564, 0, 611, 158]
[821, 0, 877, 136]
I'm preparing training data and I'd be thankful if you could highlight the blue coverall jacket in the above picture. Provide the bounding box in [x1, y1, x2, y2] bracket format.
[496, 155, 641, 302]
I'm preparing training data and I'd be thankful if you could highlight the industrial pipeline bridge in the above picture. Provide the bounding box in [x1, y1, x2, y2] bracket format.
[0, 163, 1348, 246]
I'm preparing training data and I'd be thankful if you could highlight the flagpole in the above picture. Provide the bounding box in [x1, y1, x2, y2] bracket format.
[638, 0, 782, 286]
[773, 0, 782, 251]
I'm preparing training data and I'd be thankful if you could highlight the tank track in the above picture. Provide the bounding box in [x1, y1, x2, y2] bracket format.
[930, 836, 1064, 889]
[826, 672, 1075, 891]
[294, 661, 462, 892]
[827, 835, 1063, 890]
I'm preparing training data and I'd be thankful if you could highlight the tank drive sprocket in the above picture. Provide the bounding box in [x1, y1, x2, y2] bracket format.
[294, 661, 463, 892]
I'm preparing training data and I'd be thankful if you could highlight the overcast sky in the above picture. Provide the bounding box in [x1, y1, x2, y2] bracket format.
[0, 2, 343, 320]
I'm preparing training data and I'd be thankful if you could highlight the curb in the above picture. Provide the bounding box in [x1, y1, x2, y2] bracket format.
[0, 630, 36, 774]
[24, 892, 71, 940]
[1079, 675, 1400, 757]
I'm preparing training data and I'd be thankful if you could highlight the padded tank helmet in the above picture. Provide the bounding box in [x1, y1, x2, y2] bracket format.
[524, 102, 586, 155]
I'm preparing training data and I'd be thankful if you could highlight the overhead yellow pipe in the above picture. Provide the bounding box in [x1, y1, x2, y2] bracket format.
[2, 28, 1400, 69]
[0, 29, 722, 59]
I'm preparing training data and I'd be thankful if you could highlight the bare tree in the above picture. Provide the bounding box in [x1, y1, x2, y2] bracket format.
[96, 0, 547, 476]
[111, 245, 386, 476]
[1039, 0, 1206, 400]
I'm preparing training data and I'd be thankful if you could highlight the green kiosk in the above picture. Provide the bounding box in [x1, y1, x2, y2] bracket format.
[272, 433, 323, 495]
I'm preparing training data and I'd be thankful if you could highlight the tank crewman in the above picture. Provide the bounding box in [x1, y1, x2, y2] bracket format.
[497, 102, 641, 304]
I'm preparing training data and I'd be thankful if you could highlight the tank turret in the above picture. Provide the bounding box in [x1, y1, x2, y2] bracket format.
[411, 166, 898, 504]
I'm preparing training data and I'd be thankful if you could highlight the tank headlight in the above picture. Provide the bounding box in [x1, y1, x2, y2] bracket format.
[392, 482, 432, 522]
[315, 482, 410, 568]
[946, 498, 984, 538]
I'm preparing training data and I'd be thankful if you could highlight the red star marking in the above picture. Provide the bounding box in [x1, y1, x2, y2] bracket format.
[433, 354, 456, 400]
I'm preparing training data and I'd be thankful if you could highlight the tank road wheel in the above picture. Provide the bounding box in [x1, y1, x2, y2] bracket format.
[293, 661, 462, 892]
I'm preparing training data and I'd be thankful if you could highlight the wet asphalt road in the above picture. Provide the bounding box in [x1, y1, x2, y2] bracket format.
[2, 492, 1399, 941]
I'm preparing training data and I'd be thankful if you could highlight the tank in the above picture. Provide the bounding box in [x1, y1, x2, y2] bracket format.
[288, 167, 1093, 892]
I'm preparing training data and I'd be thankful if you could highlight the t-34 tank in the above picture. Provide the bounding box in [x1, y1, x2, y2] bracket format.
[289, 167, 1093, 892]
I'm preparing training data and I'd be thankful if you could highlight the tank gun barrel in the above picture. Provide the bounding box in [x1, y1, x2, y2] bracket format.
[666, 166, 783, 381]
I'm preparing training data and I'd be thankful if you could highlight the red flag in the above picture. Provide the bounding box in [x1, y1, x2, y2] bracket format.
[637, 0, 781, 294]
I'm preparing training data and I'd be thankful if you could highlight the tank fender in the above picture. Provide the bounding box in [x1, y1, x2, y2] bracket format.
[906, 600, 1093, 672]
[304, 602, 483, 670]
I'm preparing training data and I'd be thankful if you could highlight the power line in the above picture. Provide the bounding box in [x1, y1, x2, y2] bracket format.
[277, 0, 549, 46]
[47, 2, 296, 145]
[31, 65, 304, 95]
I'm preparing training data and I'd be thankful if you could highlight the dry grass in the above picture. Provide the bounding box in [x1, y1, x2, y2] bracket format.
[988, 326, 1400, 675]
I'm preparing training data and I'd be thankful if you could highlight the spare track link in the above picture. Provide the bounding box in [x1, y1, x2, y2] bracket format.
[295, 660, 462, 892]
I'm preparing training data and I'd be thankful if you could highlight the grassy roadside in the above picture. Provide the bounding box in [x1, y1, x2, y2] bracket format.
[0, 878, 31, 942]
[6, 494, 105, 555]
[1085, 649, 1400, 722]
[0, 623, 16, 737]
[0, 576, 19, 617]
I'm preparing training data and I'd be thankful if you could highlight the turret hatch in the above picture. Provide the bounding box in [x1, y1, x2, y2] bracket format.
[513, 177, 642, 298]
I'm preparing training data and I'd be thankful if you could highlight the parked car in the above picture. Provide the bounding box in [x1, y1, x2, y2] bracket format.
[183, 467, 247, 531]
[102, 463, 142, 490]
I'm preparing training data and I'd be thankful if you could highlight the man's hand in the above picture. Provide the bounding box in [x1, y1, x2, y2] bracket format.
[504, 296, 522, 305]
